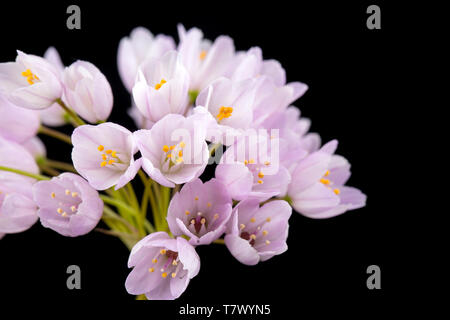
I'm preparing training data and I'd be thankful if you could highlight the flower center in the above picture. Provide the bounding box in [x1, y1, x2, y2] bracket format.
[162, 141, 185, 168]
[21, 69, 40, 85]
[239, 216, 271, 247]
[154, 78, 166, 90]
[320, 170, 340, 195]
[199, 50, 207, 60]
[97, 145, 120, 167]
[216, 106, 233, 122]
[50, 188, 81, 219]
[244, 159, 271, 185]
[148, 249, 181, 279]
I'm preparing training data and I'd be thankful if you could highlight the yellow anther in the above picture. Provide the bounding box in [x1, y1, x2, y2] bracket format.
[324, 170, 330, 176]
[250, 218, 256, 223]
[102, 154, 107, 160]
[21, 69, 39, 85]
[62, 212, 67, 217]
[264, 161, 271, 166]
[195, 196, 199, 201]
[160, 249, 167, 255]
[72, 192, 78, 197]
[265, 240, 271, 245]
[65, 189, 70, 195]
[105, 150, 112, 154]
[190, 220, 195, 225]
[161, 272, 168, 278]
[262, 230, 268, 236]
[148, 267, 154, 273]
[172, 260, 178, 266]
[98, 145, 104, 152]
[166, 154, 172, 158]
[71, 206, 76, 212]
[213, 213, 219, 220]
[333, 188, 341, 195]
[320, 178, 331, 185]
[171, 272, 177, 278]
[216, 106, 233, 121]
[111, 151, 117, 158]
[179, 141, 186, 148]
[244, 160, 248, 165]
[250, 234, 256, 240]
[176, 157, 183, 163]
[169, 145, 175, 150]
[162, 145, 169, 153]
[240, 224, 246, 230]
[108, 159, 115, 165]
[199, 50, 207, 60]
[257, 180, 263, 184]
[51, 192, 56, 199]
[178, 150, 183, 157]
[57, 208, 63, 214]
[258, 171, 264, 178]
[207, 202, 212, 207]
[200, 218, 206, 225]
[154, 79, 167, 90]
[266, 217, 271, 222]
[185, 210, 190, 215]
[249, 159, 255, 164]
[101, 161, 107, 167]
[152, 258, 158, 264]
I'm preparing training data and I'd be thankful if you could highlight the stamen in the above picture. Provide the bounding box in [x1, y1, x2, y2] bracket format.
[320, 178, 331, 185]
[262, 230, 268, 236]
[333, 188, 340, 195]
[155, 79, 167, 90]
[98, 145, 104, 151]
[101, 161, 107, 167]
[172, 260, 178, 266]
[244, 160, 248, 165]
[207, 202, 212, 207]
[265, 240, 271, 245]
[240, 224, 246, 230]
[250, 218, 256, 223]
[258, 171, 264, 178]
[105, 150, 112, 154]
[250, 234, 256, 240]
[161, 272, 168, 278]
[72, 192, 78, 198]
[171, 272, 177, 278]
[199, 50, 207, 60]
[179, 141, 186, 148]
[62, 212, 67, 217]
[257, 180, 263, 184]
[324, 170, 330, 176]
[216, 106, 233, 121]
[185, 210, 190, 215]
[160, 249, 167, 255]
[162, 145, 169, 153]
[264, 161, 271, 166]
[152, 258, 158, 264]
[148, 267, 154, 273]
[51, 192, 56, 198]
[200, 218, 206, 225]
[108, 159, 115, 165]
[65, 189, 70, 195]
[266, 217, 271, 222]
[57, 208, 63, 214]
[213, 213, 219, 220]
[249, 159, 255, 164]
[71, 206, 77, 212]
[195, 196, 199, 201]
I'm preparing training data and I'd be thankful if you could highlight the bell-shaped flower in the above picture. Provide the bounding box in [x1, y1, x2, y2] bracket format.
[177, 24, 235, 92]
[118, 27, 175, 92]
[0, 50, 63, 109]
[288, 140, 367, 218]
[132, 51, 190, 127]
[71, 122, 141, 190]
[167, 178, 232, 245]
[39, 47, 69, 127]
[125, 232, 200, 300]
[195, 77, 256, 141]
[33, 173, 103, 237]
[216, 132, 293, 201]
[0, 94, 39, 143]
[134, 113, 209, 188]
[0, 137, 39, 237]
[225, 199, 291, 265]
[63, 60, 113, 123]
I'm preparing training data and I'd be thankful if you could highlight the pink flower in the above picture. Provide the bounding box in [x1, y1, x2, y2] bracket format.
[118, 27, 175, 92]
[225, 199, 291, 265]
[33, 173, 103, 237]
[0, 94, 39, 143]
[125, 232, 200, 300]
[0, 137, 39, 237]
[134, 114, 209, 187]
[288, 140, 367, 218]
[167, 178, 232, 245]
[71, 122, 141, 190]
[177, 24, 235, 92]
[63, 60, 113, 123]
[132, 51, 190, 127]
[0, 50, 62, 109]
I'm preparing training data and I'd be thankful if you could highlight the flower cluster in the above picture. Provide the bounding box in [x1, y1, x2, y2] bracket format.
[0, 25, 366, 299]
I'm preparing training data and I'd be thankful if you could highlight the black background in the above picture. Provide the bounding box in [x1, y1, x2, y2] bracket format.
[0, 0, 413, 315]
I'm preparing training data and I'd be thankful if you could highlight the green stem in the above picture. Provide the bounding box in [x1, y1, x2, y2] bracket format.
[38, 125, 72, 144]
[56, 98, 85, 126]
[0, 166, 49, 180]
[44, 159, 76, 173]
[100, 195, 138, 217]
[39, 165, 60, 176]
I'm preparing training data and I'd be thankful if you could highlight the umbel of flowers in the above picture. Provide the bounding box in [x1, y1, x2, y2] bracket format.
[0, 25, 366, 300]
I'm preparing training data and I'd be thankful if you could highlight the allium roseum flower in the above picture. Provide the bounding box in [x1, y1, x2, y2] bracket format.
[134, 114, 209, 187]
[225, 199, 291, 265]
[118, 27, 175, 92]
[0, 137, 39, 237]
[33, 173, 103, 237]
[216, 133, 292, 201]
[125, 232, 200, 300]
[132, 51, 190, 127]
[72, 122, 141, 190]
[39, 47, 68, 127]
[0, 50, 63, 109]
[177, 24, 235, 92]
[167, 178, 232, 245]
[0, 94, 39, 143]
[63, 60, 113, 123]
[288, 140, 366, 219]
